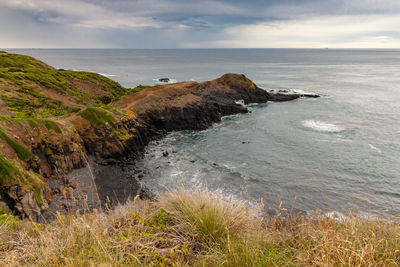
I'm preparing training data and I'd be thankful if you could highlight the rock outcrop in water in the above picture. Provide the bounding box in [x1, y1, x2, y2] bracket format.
[0, 52, 318, 220]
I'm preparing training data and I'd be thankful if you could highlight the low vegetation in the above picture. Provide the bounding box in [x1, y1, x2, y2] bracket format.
[0, 127, 34, 160]
[0, 52, 132, 119]
[131, 84, 160, 93]
[1, 187, 399, 266]
[42, 119, 62, 133]
[0, 155, 45, 205]
[79, 106, 115, 126]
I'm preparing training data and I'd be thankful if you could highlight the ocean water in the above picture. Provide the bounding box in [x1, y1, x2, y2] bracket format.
[6, 49, 400, 216]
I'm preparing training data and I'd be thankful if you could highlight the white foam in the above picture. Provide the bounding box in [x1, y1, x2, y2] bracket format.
[98, 73, 118, 77]
[292, 89, 318, 96]
[324, 211, 348, 221]
[269, 88, 318, 96]
[368, 144, 382, 153]
[302, 120, 343, 133]
[153, 78, 177, 84]
[235, 99, 245, 107]
[325, 211, 380, 222]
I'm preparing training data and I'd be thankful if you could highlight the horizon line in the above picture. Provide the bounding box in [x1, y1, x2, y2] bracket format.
[2, 47, 400, 50]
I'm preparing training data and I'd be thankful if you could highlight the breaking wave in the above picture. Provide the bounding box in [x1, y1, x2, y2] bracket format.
[302, 120, 343, 133]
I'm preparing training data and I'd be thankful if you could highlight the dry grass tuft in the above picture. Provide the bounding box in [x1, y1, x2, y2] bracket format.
[1, 187, 400, 266]
[157, 187, 259, 245]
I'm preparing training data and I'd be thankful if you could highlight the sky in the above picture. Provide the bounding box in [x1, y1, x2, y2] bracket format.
[1, 0, 400, 48]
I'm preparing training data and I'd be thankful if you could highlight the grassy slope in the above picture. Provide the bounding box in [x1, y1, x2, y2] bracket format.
[0, 51, 129, 118]
[0, 51, 125, 205]
[1, 187, 399, 266]
[0, 52, 154, 206]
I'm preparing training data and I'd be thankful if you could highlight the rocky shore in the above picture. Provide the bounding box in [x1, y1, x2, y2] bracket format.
[0, 52, 318, 220]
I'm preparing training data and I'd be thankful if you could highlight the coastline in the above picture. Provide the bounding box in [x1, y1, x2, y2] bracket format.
[0, 52, 318, 220]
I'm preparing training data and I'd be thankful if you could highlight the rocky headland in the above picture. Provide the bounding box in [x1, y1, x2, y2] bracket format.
[0, 51, 318, 220]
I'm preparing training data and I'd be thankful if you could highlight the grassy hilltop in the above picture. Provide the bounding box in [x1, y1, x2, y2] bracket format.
[0, 51, 131, 118]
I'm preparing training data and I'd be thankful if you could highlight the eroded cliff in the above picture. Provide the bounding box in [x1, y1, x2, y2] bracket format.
[0, 52, 318, 220]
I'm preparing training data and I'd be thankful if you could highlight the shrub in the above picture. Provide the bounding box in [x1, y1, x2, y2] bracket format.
[97, 94, 113, 104]
[70, 106, 81, 113]
[79, 107, 115, 126]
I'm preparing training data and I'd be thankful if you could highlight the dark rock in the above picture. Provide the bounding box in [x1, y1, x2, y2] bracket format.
[158, 78, 170, 83]
[267, 89, 320, 101]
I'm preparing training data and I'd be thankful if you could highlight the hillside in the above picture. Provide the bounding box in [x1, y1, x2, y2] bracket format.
[0, 51, 140, 219]
[0, 51, 316, 220]
[0, 51, 129, 118]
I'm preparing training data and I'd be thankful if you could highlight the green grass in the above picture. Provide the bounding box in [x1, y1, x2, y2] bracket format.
[31, 184, 43, 206]
[42, 119, 62, 133]
[0, 52, 49, 70]
[0, 116, 61, 133]
[242, 74, 256, 88]
[0, 52, 129, 118]
[79, 107, 115, 126]
[0, 155, 24, 186]
[26, 118, 38, 128]
[63, 70, 128, 98]
[0, 155, 45, 207]
[131, 84, 159, 93]
[0, 128, 34, 160]
[1, 88, 80, 118]
[0, 206, 7, 216]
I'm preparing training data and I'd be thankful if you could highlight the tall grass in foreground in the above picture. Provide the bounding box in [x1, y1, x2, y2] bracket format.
[1, 187, 400, 266]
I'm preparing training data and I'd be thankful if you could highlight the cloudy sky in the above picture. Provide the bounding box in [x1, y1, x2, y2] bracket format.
[1, 0, 400, 48]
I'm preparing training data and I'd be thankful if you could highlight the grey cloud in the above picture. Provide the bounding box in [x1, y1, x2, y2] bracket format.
[1, 0, 400, 48]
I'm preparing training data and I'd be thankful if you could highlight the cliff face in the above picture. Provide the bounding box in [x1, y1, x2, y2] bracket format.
[0, 52, 318, 220]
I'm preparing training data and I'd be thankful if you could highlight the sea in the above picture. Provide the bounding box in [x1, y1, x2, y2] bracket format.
[6, 48, 400, 217]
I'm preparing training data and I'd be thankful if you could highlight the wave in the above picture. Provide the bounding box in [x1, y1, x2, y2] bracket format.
[235, 99, 246, 107]
[368, 144, 382, 153]
[98, 73, 118, 77]
[324, 211, 378, 221]
[302, 120, 344, 133]
[269, 88, 318, 96]
[324, 211, 347, 221]
[292, 89, 318, 96]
